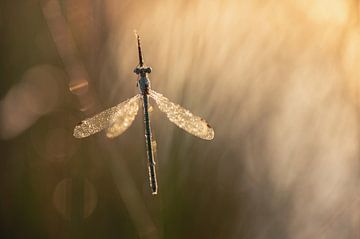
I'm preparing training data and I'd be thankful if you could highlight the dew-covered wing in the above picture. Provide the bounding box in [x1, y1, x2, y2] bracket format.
[73, 94, 140, 138]
[149, 89, 214, 140]
[106, 95, 141, 138]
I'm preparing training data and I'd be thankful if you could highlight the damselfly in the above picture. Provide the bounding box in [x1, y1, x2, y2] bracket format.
[73, 33, 214, 195]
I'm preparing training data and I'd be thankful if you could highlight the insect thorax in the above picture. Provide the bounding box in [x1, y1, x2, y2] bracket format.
[134, 66, 152, 94]
[138, 76, 151, 94]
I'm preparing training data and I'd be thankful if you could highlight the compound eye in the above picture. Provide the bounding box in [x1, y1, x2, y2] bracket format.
[134, 68, 140, 74]
[146, 67, 152, 73]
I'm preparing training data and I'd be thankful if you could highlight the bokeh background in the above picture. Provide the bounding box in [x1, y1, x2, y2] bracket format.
[1, 0, 360, 238]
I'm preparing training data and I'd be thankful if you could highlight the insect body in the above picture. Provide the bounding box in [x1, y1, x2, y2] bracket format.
[73, 33, 214, 195]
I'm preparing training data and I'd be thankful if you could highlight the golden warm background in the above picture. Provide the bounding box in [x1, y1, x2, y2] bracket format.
[0, 0, 359, 238]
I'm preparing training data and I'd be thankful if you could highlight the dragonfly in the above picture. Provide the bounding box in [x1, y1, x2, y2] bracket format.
[73, 33, 214, 195]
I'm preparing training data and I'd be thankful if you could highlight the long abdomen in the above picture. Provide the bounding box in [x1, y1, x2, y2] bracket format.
[143, 94, 157, 194]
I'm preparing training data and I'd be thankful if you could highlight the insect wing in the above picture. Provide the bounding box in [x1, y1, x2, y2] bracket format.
[149, 90, 214, 140]
[73, 94, 140, 138]
[106, 94, 141, 138]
